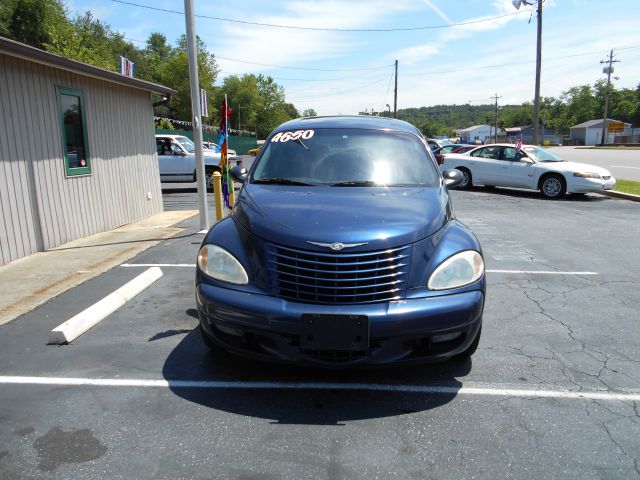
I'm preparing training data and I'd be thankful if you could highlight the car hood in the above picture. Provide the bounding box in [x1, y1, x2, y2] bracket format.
[539, 161, 613, 176]
[233, 184, 451, 251]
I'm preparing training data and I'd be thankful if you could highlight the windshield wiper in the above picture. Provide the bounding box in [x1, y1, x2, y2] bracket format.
[252, 178, 314, 186]
[293, 137, 309, 151]
[330, 180, 379, 187]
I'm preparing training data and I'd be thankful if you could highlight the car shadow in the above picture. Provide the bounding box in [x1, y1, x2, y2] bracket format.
[162, 328, 471, 425]
[455, 186, 610, 202]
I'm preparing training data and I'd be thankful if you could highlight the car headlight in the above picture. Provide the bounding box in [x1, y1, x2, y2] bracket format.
[573, 172, 601, 179]
[427, 250, 484, 291]
[197, 244, 248, 285]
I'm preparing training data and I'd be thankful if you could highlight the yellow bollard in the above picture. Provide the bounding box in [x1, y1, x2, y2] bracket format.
[213, 171, 224, 222]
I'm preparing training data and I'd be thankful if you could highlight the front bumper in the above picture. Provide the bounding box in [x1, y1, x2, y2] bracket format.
[196, 283, 484, 366]
[569, 176, 616, 193]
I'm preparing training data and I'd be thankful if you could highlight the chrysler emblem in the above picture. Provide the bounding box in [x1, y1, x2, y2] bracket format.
[306, 241, 368, 250]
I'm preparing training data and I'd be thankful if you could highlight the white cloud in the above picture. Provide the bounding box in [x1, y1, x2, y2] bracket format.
[208, 0, 416, 76]
[422, 0, 452, 24]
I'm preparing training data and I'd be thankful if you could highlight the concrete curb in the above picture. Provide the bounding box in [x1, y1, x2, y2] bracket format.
[600, 190, 640, 202]
[0, 210, 196, 326]
[48, 267, 163, 345]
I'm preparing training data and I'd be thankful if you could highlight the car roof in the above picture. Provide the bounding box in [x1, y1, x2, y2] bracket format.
[471, 143, 541, 148]
[273, 116, 422, 136]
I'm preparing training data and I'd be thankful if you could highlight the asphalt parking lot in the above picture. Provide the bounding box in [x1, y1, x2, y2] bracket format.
[1, 186, 639, 479]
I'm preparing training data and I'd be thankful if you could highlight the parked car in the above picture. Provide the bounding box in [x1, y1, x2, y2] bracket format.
[425, 138, 440, 151]
[247, 145, 261, 156]
[450, 145, 476, 154]
[441, 143, 616, 199]
[155, 134, 222, 189]
[195, 116, 485, 366]
[203, 141, 237, 157]
[433, 144, 467, 165]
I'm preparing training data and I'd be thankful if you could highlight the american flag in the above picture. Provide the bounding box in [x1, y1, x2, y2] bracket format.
[515, 138, 523, 152]
[120, 56, 134, 78]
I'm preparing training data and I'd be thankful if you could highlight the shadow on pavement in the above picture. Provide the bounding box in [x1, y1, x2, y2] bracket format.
[457, 186, 610, 202]
[162, 328, 471, 425]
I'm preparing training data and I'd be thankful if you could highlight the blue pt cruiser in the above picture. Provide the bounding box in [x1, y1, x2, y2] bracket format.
[196, 116, 485, 366]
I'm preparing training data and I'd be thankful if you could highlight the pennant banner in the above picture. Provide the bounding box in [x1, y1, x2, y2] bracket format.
[200, 89, 208, 118]
[120, 56, 134, 78]
[219, 95, 232, 210]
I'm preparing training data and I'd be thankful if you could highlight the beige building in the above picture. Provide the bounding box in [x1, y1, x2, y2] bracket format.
[0, 36, 176, 266]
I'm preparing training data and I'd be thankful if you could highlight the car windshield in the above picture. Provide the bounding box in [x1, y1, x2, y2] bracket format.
[522, 146, 563, 162]
[251, 128, 439, 187]
[175, 136, 196, 153]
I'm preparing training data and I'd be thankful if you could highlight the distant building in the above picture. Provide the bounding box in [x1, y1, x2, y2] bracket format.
[0, 36, 176, 266]
[570, 118, 632, 146]
[458, 125, 501, 144]
[503, 125, 562, 145]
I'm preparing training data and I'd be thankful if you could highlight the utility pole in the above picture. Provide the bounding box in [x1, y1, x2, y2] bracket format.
[184, 0, 209, 230]
[393, 60, 398, 118]
[491, 93, 501, 143]
[512, 0, 543, 144]
[599, 49, 620, 146]
[532, 0, 543, 145]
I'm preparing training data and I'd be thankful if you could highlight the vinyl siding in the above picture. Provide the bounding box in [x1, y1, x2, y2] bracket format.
[0, 54, 163, 266]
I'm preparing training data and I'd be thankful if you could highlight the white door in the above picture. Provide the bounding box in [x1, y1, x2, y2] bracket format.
[500, 147, 537, 188]
[157, 139, 189, 180]
[468, 146, 504, 185]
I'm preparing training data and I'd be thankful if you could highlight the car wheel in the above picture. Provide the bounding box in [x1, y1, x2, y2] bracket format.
[194, 167, 219, 192]
[540, 174, 566, 199]
[456, 168, 473, 189]
[456, 325, 481, 359]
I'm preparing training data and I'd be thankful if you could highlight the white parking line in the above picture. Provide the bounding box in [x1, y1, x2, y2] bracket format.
[121, 263, 196, 268]
[486, 270, 598, 275]
[0, 376, 637, 402]
[120, 264, 598, 276]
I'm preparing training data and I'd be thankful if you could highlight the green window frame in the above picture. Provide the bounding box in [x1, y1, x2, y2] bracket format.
[56, 86, 91, 176]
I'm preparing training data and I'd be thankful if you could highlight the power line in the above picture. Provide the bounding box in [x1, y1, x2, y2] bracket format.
[216, 56, 393, 72]
[111, 0, 532, 32]
[402, 45, 640, 78]
[286, 77, 392, 102]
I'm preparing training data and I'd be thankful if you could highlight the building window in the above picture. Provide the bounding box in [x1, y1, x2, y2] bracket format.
[56, 86, 91, 176]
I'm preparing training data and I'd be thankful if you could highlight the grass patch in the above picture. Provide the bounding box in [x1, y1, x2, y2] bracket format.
[615, 179, 640, 195]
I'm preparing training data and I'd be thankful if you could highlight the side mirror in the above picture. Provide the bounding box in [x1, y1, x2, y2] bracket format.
[442, 169, 463, 188]
[230, 165, 248, 184]
[519, 156, 534, 164]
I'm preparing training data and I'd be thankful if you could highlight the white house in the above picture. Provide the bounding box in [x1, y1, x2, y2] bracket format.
[458, 125, 500, 144]
[569, 118, 632, 146]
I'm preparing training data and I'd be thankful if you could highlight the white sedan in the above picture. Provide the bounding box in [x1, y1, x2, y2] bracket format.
[441, 144, 616, 199]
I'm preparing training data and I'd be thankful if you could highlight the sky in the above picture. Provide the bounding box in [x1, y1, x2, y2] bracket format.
[66, 0, 640, 117]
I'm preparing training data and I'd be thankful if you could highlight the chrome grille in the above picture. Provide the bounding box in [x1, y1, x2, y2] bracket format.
[268, 243, 411, 304]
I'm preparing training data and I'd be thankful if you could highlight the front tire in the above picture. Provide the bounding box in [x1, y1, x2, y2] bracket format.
[540, 174, 566, 199]
[456, 168, 473, 189]
[195, 167, 220, 192]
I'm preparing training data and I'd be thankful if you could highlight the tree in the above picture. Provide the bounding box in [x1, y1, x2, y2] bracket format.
[213, 74, 261, 132]
[302, 108, 317, 117]
[1, 0, 69, 49]
[151, 35, 220, 121]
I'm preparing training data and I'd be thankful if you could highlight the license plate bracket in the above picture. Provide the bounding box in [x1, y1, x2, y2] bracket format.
[300, 314, 369, 351]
